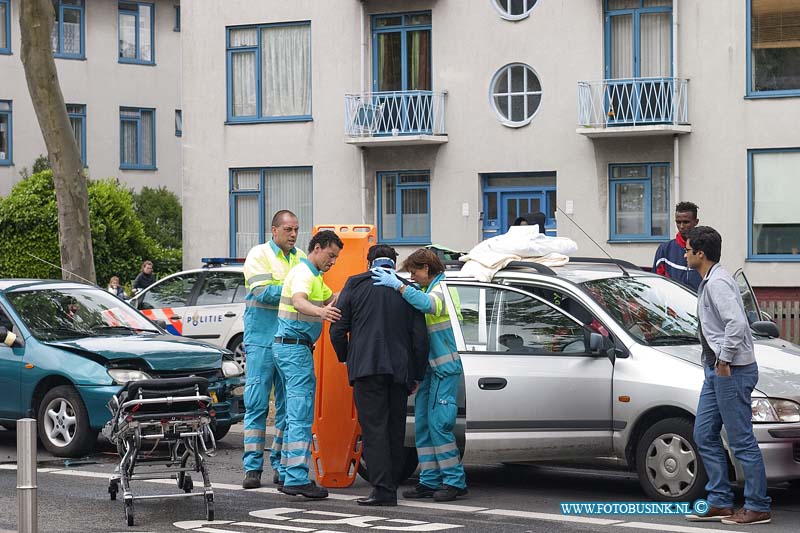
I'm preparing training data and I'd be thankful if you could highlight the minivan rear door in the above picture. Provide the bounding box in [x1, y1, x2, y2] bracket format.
[443, 281, 614, 464]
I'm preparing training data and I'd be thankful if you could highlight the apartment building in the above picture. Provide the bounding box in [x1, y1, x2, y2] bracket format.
[0, 0, 182, 196]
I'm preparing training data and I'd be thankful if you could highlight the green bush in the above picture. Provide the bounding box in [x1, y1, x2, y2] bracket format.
[0, 171, 183, 285]
[133, 186, 182, 250]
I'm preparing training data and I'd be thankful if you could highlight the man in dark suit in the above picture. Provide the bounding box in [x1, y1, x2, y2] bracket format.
[330, 245, 429, 506]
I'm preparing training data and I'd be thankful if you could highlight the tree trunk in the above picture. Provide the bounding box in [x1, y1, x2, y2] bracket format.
[19, 0, 95, 284]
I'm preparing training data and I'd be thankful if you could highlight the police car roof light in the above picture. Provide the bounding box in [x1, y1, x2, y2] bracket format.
[201, 257, 245, 267]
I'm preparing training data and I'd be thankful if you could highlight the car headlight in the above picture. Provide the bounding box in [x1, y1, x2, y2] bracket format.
[751, 398, 800, 423]
[108, 368, 152, 384]
[222, 360, 244, 378]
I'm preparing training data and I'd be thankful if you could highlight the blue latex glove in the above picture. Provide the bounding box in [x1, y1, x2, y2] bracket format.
[371, 267, 403, 290]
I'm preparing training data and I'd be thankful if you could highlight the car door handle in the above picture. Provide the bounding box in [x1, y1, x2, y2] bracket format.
[478, 377, 507, 390]
[224, 312, 237, 318]
[171, 315, 182, 320]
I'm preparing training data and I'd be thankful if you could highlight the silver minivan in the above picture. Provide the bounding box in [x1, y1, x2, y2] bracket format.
[384, 259, 800, 502]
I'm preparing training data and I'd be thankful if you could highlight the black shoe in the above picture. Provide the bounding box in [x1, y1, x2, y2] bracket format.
[433, 485, 468, 502]
[357, 495, 397, 506]
[242, 470, 262, 490]
[281, 481, 329, 499]
[402, 483, 438, 499]
[273, 471, 282, 485]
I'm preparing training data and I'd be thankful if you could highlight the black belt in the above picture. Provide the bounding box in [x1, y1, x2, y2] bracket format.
[274, 337, 314, 350]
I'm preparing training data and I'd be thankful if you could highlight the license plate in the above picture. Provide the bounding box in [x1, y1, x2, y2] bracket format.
[210, 392, 218, 403]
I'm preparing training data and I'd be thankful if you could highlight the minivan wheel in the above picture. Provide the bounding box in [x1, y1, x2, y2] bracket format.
[358, 446, 419, 483]
[227, 334, 246, 368]
[37, 385, 97, 457]
[635, 418, 707, 502]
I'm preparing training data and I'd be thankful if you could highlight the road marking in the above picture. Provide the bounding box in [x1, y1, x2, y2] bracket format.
[478, 508, 622, 526]
[617, 522, 746, 533]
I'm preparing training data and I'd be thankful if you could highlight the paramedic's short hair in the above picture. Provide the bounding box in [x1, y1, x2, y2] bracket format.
[308, 230, 344, 253]
[271, 210, 298, 228]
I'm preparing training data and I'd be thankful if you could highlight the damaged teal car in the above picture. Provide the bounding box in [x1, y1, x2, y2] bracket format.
[0, 279, 245, 457]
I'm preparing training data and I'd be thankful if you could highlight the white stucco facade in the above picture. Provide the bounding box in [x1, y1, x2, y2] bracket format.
[0, 0, 182, 196]
[182, 1, 798, 286]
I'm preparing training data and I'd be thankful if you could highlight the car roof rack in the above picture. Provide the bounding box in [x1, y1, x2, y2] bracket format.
[201, 257, 245, 267]
[504, 261, 557, 276]
[567, 257, 642, 271]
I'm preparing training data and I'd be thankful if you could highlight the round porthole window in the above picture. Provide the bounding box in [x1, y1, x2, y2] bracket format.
[492, 0, 539, 21]
[490, 63, 542, 127]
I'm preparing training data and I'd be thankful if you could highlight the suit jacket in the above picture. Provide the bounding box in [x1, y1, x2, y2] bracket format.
[330, 271, 429, 390]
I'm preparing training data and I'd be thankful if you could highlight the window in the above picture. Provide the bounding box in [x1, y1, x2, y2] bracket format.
[609, 163, 670, 241]
[195, 272, 245, 306]
[67, 104, 86, 166]
[173, 5, 180, 32]
[174, 109, 182, 137]
[139, 274, 199, 310]
[0, 0, 10, 54]
[0, 100, 11, 165]
[377, 171, 430, 244]
[490, 63, 542, 127]
[51, 0, 84, 58]
[492, 0, 539, 21]
[229, 167, 313, 256]
[226, 22, 311, 123]
[481, 172, 557, 237]
[748, 0, 800, 96]
[119, 2, 154, 64]
[749, 148, 800, 260]
[119, 107, 156, 169]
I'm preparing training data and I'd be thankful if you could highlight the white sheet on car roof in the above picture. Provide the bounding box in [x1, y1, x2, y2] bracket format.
[459, 225, 579, 282]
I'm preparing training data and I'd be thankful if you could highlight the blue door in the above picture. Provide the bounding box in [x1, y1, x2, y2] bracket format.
[482, 174, 557, 239]
[0, 308, 21, 419]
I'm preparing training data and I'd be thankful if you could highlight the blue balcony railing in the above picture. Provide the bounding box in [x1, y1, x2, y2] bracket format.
[344, 91, 447, 138]
[577, 77, 689, 128]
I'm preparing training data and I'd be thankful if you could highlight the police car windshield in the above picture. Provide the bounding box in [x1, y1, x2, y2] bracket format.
[6, 287, 158, 341]
[580, 276, 700, 346]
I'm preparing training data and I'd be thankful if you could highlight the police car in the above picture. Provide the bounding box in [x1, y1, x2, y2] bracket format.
[128, 258, 247, 366]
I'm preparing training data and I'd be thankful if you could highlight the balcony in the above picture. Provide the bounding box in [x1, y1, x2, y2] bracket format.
[344, 91, 448, 147]
[577, 78, 691, 138]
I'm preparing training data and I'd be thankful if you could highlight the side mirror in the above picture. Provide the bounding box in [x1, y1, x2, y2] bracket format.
[153, 319, 168, 330]
[589, 332, 604, 352]
[760, 310, 775, 323]
[752, 320, 780, 338]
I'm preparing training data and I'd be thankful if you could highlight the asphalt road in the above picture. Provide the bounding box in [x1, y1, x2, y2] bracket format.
[1, 425, 799, 533]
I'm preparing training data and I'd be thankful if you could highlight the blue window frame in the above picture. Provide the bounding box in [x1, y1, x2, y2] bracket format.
[173, 5, 180, 32]
[0, 0, 11, 54]
[67, 104, 86, 166]
[747, 0, 800, 98]
[748, 148, 800, 261]
[371, 12, 431, 93]
[0, 100, 11, 166]
[51, 0, 85, 59]
[377, 171, 431, 245]
[604, 0, 672, 80]
[119, 107, 156, 170]
[481, 173, 557, 238]
[229, 167, 313, 256]
[118, 2, 154, 64]
[226, 22, 311, 123]
[609, 163, 670, 241]
[174, 109, 182, 137]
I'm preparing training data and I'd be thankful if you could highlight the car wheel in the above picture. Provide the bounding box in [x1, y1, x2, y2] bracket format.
[227, 334, 246, 368]
[358, 446, 418, 483]
[37, 385, 97, 457]
[635, 417, 707, 502]
[212, 422, 231, 441]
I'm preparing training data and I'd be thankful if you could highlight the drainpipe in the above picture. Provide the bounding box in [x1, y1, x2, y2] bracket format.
[672, 0, 680, 204]
[359, 1, 368, 224]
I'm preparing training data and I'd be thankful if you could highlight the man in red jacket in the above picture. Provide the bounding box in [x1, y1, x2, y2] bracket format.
[653, 201, 702, 291]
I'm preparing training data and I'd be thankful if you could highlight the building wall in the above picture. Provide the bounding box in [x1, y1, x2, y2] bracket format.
[0, 0, 182, 196]
[182, 0, 799, 287]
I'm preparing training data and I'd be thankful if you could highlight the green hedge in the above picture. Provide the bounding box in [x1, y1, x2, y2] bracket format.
[0, 171, 183, 286]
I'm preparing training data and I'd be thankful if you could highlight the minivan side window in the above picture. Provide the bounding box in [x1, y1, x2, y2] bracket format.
[139, 274, 199, 310]
[448, 285, 492, 351]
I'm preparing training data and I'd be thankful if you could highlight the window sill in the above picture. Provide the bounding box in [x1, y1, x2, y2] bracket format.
[0, 161, 13, 167]
[745, 91, 800, 100]
[746, 255, 800, 262]
[607, 238, 670, 244]
[120, 165, 157, 171]
[54, 53, 86, 60]
[0, 50, 11, 55]
[225, 116, 313, 125]
[118, 59, 156, 66]
[380, 240, 432, 246]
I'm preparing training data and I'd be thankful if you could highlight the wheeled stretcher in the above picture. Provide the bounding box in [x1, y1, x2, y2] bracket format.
[104, 377, 217, 526]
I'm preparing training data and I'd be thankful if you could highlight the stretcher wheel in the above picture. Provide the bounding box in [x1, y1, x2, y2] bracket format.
[124, 499, 134, 527]
[182, 475, 193, 493]
[108, 479, 119, 500]
[205, 493, 214, 521]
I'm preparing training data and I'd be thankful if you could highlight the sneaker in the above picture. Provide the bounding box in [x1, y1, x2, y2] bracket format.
[720, 509, 771, 525]
[242, 470, 262, 490]
[685, 505, 733, 522]
[433, 485, 468, 502]
[281, 481, 329, 499]
[402, 483, 438, 499]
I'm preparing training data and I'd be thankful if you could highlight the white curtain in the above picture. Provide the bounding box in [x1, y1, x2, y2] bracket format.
[122, 121, 137, 164]
[610, 15, 633, 78]
[640, 13, 670, 77]
[140, 111, 153, 166]
[753, 151, 800, 224]
[262, 25, 311, 117]
[236, 195, 260, 256]
[69, 116, 82, 156]
[264, 168, 313, 250]
[231, 52, 257, 116]
[138, 4, 152, 61]
[63, 8, 81, 55]
[381, 177, 397, 240]
[0, 4, 6, 49]
[119, 12, 136, 58]
[401, 188, 429, 239]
